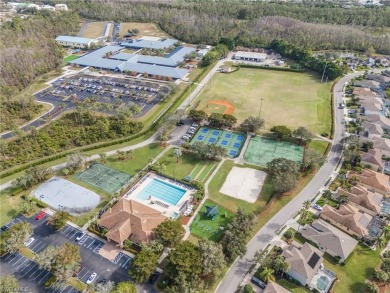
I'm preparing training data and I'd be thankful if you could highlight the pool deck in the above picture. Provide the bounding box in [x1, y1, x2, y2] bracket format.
[123, 173, 196, 219]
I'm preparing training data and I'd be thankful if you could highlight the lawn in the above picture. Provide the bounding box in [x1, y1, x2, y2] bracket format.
[277, 279, 312, 293]
[64, 54, 79, 64]
[119, 22, 168, 38]
[308, 140, 330, 155]
[315, 196, 339, 208]
[190, 200, 234, 241]
[0, 191, 24, 226]
[323, 244, 382, 293]
[208, 160, 274, 214]
[103, 143, 164, 175]
[195, 68, 332, 134]
[83, 21, 106, 38]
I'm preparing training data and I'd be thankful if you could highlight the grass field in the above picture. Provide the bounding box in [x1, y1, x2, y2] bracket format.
[64, 55, 79, 64]
[0, 192, 24, 226]
[190, 200, 234, 241]
[195, 68, 332, 134]
[277, 279, 312, 293]
[83, 22, 106, 38]
[208, 160, 274, 214]
[309, 140, 330, 155]
[119, 22, 168, 38]
[103, 143, 163, 175]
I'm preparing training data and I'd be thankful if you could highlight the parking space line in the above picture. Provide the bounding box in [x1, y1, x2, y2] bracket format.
[79, 269, 91, 280]
[30, 267, 44, 278]
[9, 254, 23, 265]
[37, 271, 51, 284]
[15, 258, 29, 270]
[68, 230, 79, 239]
[29, 240, 42, 251]
[3, 252, 17, 261]
[19, 262, 35, 273]
[64, 227, 75, 236]
[87, 240, 95, 248]
[22, 264, 38, 276]
[34, 269, 47, 280]
[77, 267, 86, 278]
[123, 257, 131, 268]
[61, 226, 71, 234]
[59, 286, 69, 293]
[34, 243, 47, 253]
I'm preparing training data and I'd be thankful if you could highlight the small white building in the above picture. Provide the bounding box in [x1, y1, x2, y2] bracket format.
[55, 4, 68, 11]
[234, 51, 267, 62]
[40, 5, 55, 11]
[55, 36, 96, 49]
[197, 48, 210, 58]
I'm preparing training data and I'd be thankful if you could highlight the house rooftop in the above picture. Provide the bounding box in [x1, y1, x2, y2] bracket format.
[301, 219, 358, 260]
[350, 169, 390, 195]
[263, 282, 291, 293]
[55, 35, 95, 44]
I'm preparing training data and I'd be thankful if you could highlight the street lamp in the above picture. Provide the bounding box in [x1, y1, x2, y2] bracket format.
[58, 204, 63, 211]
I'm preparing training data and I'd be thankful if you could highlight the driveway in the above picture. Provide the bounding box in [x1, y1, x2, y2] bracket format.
[215, 71, 366, 293]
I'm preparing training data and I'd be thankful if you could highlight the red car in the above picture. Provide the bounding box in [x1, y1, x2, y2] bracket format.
[35, 211, 46, 220]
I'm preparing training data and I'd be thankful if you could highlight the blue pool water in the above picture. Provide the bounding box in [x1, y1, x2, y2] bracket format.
[137, 179, 186, 205]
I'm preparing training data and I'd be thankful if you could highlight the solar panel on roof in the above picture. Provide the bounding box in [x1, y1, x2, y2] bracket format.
[308, 253, 320, 269]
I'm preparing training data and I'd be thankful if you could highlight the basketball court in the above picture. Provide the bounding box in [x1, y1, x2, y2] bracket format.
[76, 164, 131, 194]
[244, 136, 304, 167]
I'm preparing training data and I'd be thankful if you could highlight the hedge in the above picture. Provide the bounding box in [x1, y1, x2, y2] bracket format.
[234, 63, 306, 73]
[0, 65, 212, 180]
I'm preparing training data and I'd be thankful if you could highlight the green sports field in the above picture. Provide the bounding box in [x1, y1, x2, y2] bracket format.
[64, 55, 79, 64]
[195, 68, 332, 134]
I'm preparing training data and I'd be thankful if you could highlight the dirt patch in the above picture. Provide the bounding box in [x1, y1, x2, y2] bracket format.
[204, 100, 235, 115]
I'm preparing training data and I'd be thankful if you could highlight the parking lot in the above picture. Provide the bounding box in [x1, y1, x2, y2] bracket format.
[35, 74, 171, 118]
[0, 213, 135, 292]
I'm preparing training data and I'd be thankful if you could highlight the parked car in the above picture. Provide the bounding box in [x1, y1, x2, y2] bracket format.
[86, 272, 97, 284]
[251, 276, 266, 289]
[75, 232, 86, 242]
[313, 204, 323, 211]
[0, 225, 9, 232]
[339, 103, 346, 109]
[24, 237, 35, 247]
[191, 123, 199, 127]
[35, 211, 46, 221]
[182, 135, 190, 141]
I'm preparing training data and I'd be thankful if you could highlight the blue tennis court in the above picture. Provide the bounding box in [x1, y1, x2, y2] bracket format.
[137, 179, 186, 205]
[190, 127, 246, 158]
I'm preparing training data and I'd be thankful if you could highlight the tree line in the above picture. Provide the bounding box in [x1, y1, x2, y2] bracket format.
[52, 0, 390, 54]
[0, 10, 80, 97]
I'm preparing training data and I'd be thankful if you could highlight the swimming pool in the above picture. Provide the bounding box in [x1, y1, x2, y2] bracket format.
[137, 179, 186, 205]
[316, 275, 330, 291]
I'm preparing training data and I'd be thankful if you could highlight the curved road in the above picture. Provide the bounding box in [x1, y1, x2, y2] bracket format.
[215, 71, 364, 292]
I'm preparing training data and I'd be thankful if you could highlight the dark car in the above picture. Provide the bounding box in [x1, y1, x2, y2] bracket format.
[251, 276, 266, 289]
[0, 225, 10, 232]
[148, 272, 160, 284]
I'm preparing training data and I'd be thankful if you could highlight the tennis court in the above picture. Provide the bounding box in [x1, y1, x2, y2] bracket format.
[244, 136, 304, 166]
[190, 127, 246, 158]
[76, 164, 131, 194]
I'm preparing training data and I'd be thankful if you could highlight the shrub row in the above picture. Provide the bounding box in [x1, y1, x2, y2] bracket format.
[1, 66, 211, 180]
[234, 63, 305, 73]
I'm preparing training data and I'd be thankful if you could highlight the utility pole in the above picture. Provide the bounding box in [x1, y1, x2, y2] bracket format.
[258, 98, 265, 118]
[321, 61, 327, 83]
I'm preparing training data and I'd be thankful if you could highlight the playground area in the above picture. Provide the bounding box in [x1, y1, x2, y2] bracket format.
[34, 177, 100, 215]
[76, 164, 131, 194]
[190, 200, 234, 241]
[220, 167, 267, 203]
[244, 136, 304, 166]
[190, 127, 246, 158]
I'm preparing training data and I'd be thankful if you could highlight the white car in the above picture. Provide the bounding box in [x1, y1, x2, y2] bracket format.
[313, 204, 323, 211]
[191, 123, 199, 127]
[86, 272, 97, 284]
[182, 135, 190, 141]
[24, 237, 35, 247]
[75, 232, 86, 242]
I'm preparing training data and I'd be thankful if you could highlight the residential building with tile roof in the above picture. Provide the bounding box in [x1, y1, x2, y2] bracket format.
[349, 169, 390, 196]
[263, 282, 291, 293]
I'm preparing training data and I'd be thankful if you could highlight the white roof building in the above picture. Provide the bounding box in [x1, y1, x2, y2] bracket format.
[234, 51, 267, 62]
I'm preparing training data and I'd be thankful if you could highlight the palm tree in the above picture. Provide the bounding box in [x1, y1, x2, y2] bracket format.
[382, 226, 390, 239]
[375, 236, 385, 250]
[260, 267, 275, 283]
[303, 200, 311, 210]
[173, 148, 182, 163]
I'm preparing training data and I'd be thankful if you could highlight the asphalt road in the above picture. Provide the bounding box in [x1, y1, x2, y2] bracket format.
[215, 72, 365, 292]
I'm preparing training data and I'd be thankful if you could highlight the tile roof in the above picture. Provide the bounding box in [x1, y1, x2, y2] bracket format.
[336, 185, 382, 214]
[301, 219, 358, 260]
[365, 114, 390, 128]
[372, 137, 390, 153]
[360, 149, 385, 170]
[282, 243, 323, 284]
[98, 199, 167, 244]
[263, 282, 291, 293]
[351, 169, 390, 195]
[352, 87, 377, 96]
[363, 122, 384, 136]
[320, 204, 371, 237]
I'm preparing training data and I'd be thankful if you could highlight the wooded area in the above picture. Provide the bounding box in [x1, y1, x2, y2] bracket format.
[55, 0, 390, 53]
[0, 10, 80, 97]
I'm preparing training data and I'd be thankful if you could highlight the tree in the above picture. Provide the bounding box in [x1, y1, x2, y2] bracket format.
[381, 258, 390, 273]
[0, 222, 32, 254]
[383, 226, 390, 239]
[198, 239, 226, 279]
[164, 271, 204, 293]
[190, 142, 227, 160]
[66, 152, 86, 171]
[154, 219, 185, 247]
[243, 284, 255, 293]
[373, 270, 389, 285]
[0, 275, 19, 292]
[266, 158, 300, 194]
[166, 241, 202, 280]
[20, 196, 36, 214]
[35, 245, 58, 271]
[129, 247, 159, 283]
[99, 153, 107, 163]
[48, 211, 71, 230]
[240, 116, 264, 132]
[376, 236, 386, 250]
[366, 282, 378, 293]
[293, 127, 313, 144]
[222, 114, 237, 128]
[112, 281, 136, 293]
[284, 229, 295, 242]
[147, 240, 164, 254]
[270, 125, 292, 139]
[12, 166, 52, 190]
[53, 243, 81, 281]
[189, 109, 207, 122]
[173, 148, 182, 163]
[221, 209, 255, 261]
[208, 113, 225, 128]
[260, 267, 275, 283]
[303, 149, 325, 171]
[338, 195, 350, 205]
[270, 255, 290, 275]
[95, 280, 115, 293]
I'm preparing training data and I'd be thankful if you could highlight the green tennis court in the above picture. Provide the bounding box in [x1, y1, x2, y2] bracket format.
[190, 127, 246, 158]
[244, 136, 304, 167]
[76, 163, 131, 194]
